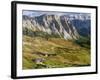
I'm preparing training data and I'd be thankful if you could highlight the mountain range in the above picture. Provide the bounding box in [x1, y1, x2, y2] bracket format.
[22, 13, 90, 40]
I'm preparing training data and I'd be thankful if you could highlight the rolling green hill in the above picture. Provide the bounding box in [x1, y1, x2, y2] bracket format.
[22, 35, 90, 69]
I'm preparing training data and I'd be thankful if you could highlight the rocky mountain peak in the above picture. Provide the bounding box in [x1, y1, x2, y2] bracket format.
[23, 14, 80, 40]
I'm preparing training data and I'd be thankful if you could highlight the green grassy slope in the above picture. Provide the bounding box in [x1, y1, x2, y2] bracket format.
[22, 35, 90, 69]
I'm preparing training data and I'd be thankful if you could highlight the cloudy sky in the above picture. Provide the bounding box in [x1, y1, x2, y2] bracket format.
[23, 10, 66, 17]
[22, 10, 90, 18]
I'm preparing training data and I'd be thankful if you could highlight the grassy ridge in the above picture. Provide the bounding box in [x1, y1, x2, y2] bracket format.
[22, 35, 90, 69]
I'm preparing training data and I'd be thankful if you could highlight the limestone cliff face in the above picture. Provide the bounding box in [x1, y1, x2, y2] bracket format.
[23, 14, 79, 40]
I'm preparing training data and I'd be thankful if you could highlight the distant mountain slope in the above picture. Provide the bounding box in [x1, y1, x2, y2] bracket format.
[71, 19, 90, 37]
[63, 14, 91, 37]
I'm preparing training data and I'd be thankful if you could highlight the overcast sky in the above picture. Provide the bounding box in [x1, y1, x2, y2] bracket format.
[22, 10, 90, 18]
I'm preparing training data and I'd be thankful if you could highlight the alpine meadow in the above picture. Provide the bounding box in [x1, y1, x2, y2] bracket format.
[22, 11, 91, 69]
